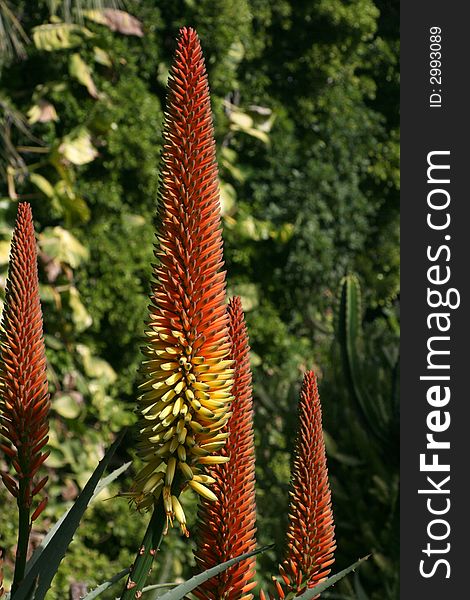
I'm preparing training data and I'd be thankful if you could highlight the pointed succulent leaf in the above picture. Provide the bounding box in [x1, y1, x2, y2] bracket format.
[158, 546, 272, 600]
[291, 556, 370, 600]
[80, 567, 131, 599]
[25, 460, 130, 576]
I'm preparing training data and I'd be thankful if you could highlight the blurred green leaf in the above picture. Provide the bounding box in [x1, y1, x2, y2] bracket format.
[77, 344, 117, 384]
[93, 46, 112, 67]
[0, 239, 11, 265]
[39, 226, 89, 267]
[32, 23, 93, 51]
[83, 9, 144, 37]
[219, 180, 236, 215]
[69, 53, 99, 99]
[227, 282, 259, 311]
[69, 286, 93, 331]
[230, 110, 253, 129]
[58, 129, 98, 165]
[52, 393, 82, 419]
[27, 101, 58, 124]
[30, 173, 55, 198]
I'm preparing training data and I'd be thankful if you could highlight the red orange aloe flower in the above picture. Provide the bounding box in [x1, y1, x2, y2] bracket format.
[129, 27, 233, 534]
[279, 371, 336, 596]
[194, 296, 257, 600]
[0, 202, 50, 588]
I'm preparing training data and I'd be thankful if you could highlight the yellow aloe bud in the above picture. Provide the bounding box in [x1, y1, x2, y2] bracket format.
[165, 457, 177, 487]
[179, 462, 194, 480]
[198, 455, 230, 465]
[189, 480, 218, 501]
[172, 496, 188, 537]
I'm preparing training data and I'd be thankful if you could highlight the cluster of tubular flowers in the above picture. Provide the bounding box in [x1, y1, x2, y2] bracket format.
[194, 296, 257, 600]
[260, 371, 335, 600]
[0, 202, 50, 522]
[128, 27, 233, 535]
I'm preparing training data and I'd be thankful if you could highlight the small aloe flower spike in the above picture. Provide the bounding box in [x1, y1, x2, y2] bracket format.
[278, 371, 336, 596]
[194, 296, 257, 600]
[129, 27, 233, 534]
[0, 202, 50, 590]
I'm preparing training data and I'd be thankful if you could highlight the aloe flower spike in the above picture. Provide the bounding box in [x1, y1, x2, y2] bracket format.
[0, 202, 50, 591]
[281, 371, 336, 595]
[122, 25, 232, 600]
[128, 25, 233, 532]
[194, 296, 257, 600]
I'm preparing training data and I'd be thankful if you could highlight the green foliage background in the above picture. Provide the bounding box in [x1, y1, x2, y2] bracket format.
[0, 1, 399, 598]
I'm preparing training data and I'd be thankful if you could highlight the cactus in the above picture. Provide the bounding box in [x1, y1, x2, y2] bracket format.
[337, 274, 399, 452]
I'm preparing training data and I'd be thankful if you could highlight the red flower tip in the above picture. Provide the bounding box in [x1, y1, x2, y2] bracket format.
[0, 202, 50, 515]
[194, 296, 257, 600]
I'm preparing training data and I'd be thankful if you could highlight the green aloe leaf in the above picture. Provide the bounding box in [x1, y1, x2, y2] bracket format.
[292, 556, 370, 600]
[155, 546, 272, 600]
[25, 459, 131, 576]
[12, 431, 127, 600]
[81, 567, 131, 599]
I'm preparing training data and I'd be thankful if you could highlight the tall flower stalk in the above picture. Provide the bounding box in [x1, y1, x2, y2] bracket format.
[0, 202, 50, 592]
[278, 371, 336, 596]
[194, 296, 257, 600]
[122, 26, 233, 598]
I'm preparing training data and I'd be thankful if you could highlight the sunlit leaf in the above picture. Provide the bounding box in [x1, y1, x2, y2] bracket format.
[69, 53, 99, 98]
[27, 100, 58, 124]
[59, 128, 98, 165]
[32, 22, 93, 51]
[83, 9, 144, 37]
[0, 239, 10, 266]
[77, 344, 117, 384]
[53, 393, 82, 419]
[93, 46, 112, 67]
[39, 226, 89, 267]
[29, 173, 55, 198]
[69, 286, 93, 331]
[230, 110, 253, 129]
[236, 126, 270, 144]
[227, 282, 259, 312]
[219, 180, 236, 215]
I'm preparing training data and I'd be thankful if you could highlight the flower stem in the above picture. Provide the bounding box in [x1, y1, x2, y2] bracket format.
[12, 482, 31, 593]
[122, 475, 183, 600]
